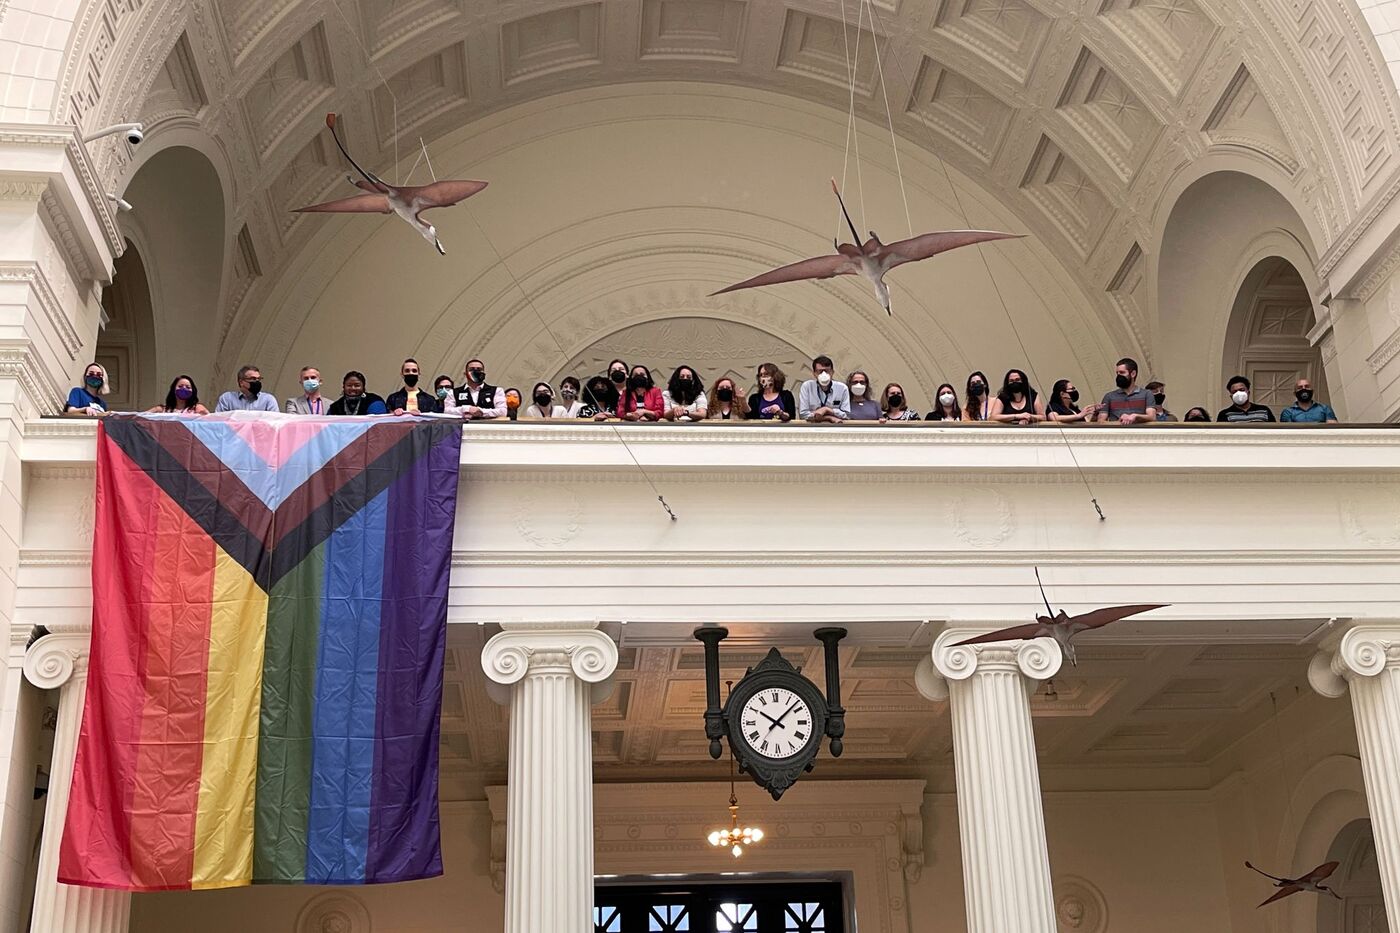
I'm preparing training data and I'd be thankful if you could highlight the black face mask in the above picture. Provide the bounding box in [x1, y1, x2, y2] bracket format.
[887, 393, 904, 408]
[1115, 373, 1131, 389]
[1153, 392, 1166, 406]
[610, 370, 627, 384]
[677, 378, 694, 391]
[469, 368, 485, 383]
[1296, 389, 1313, 403]
[403, 373, 419, 388]
[247, 380, 263, 398]
[1068, 389, 1080, 403]
[968, 383, 985, 397]
[1006, 382, 1023, 395]
[533, 393, 552, 407]
[1185, 412, 1209, 422]
[716, 387, 733, 402]
[629, 374, 649, 391]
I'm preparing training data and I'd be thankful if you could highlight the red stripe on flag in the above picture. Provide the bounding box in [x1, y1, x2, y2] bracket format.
[58, 428, 216, 890]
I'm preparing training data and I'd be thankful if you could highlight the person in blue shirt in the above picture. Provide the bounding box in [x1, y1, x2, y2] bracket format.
[62, 362, 110, 417]
[1280, 377, 1338, 423]
[214, 364, 279, 413]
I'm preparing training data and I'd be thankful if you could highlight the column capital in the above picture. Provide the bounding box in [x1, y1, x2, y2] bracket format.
[917, 627, 1063, 701]
[481, 623, 618, 687]
[1309, 622, 1400, 698]
[22, 631, 89, 690]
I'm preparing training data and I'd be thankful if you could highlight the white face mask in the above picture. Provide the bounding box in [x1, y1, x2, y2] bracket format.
[1232, 390, 1249, 405]
[850, 382, 866, 397]
[939, 392, 956, 407]
[816, 371, 832, 387]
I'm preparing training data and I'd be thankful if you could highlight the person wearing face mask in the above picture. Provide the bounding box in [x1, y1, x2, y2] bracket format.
[963, 371, 992, 421]
[747, 362, 795, 421]
[618, 365, 664, 421]
[925, 383, 962, 421]
[1216, 375, 1275, 423]
[432, 375, 468, 415]
[847, 370, 881, 420]
[524, 382, 567, 418]
[1095, 357, 1157, 425]
[1182, 406, 1212, 423]
[215, 364, 279, 413]
[284, 366, 328, 415]
[879, 383, 920, 422]
[989, 369, 1045, 424]
[706, 376, 749, 420]
[504, 387, 523, 422]
[558, 376, 585, 417]
[1144, 380, 1176, 422]
[149, 374, 209, 415]
[454, 358, 506, 420]
[328, 370, 388, 416]
[1280, 377, 1338, 423]
[798, 355, 850, 423]
[580, 375, 617, 420]
[386, 358, 436, 415]
[1045, 378, 1092, 422]
[63, 362, 112, 417]
[663, 364, 708, 421]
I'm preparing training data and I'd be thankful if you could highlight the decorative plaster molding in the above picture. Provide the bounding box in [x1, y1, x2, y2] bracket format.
[1309, 623, 1400, 697]
[935, 630, 1064, 684]
[294, 892, 371, 933]
[1054, 875, 1108, 932]
[480, 623, 618, 686]
[0, 262, 84, 360]
[22, 632, 89, 690]
[1367, 325, 1400, 374]
[0, 345, 64, 415]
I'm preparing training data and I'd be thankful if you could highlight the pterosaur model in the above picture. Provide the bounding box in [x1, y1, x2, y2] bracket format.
[1245, 860, 1342, 906]
[950, 568, 1166, 666]
[293, 113, 487, 255]
[710, 179, 1021, 315]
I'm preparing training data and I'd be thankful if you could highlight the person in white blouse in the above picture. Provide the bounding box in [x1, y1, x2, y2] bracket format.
[558, 376, 585, 417]
[662, 364, 708, 421]
[524, 381, 567, 419]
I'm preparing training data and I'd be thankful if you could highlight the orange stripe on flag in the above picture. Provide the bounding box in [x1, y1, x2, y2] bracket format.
[126, 496, 215, 889]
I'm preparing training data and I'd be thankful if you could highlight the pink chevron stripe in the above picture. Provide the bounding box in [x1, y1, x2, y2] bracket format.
[226, 419, 335, 468]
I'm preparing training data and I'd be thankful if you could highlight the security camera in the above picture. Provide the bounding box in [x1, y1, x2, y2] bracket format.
[107, 194, 132, 213]
[82, 122, 144, 145]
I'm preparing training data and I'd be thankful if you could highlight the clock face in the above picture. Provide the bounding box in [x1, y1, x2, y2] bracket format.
[739, 687, 815, 760]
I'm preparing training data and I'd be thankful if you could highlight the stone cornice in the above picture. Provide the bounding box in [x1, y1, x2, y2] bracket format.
[0, 345, 64, 415]
[0, 262, 83, 360]
[0, 123, 122, 267]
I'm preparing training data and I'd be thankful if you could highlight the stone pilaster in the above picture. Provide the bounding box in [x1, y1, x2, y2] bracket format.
[917, 628, 1062, 933]
[481, 623, 618, 933]
[1309, 622, 1400, 930]
[22, 632, 127, 933]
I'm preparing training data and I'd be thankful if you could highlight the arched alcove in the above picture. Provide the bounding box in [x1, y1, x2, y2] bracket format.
[96, 239, 158, 409]
[1223, 257, 1331, 412]
[119, 144, 226, 393]
[1316, 820, 1388, 933]
[1157, 171, 1320, 404]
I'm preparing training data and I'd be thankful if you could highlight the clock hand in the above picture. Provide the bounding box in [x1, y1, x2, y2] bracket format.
[754, 710, 784, 729]
[767, 701, 800, 735]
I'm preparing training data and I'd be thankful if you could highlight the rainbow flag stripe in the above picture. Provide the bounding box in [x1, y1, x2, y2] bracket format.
[58, 414, 461, 890]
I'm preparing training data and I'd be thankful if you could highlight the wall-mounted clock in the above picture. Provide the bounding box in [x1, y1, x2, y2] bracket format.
[693, 627, 847, 800]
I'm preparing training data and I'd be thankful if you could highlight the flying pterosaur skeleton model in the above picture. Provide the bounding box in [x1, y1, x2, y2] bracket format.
[1245, 860, 1341, 906]
[950, 569, 1166, 666]
[710, 180, 1021, 315]
[293, 113, 487, 255]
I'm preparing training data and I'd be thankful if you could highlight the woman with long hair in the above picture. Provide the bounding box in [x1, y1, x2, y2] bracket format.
[149, 374, 208, 415]
[746, 362, 795, 422]
[925, 383, 961, 421]
[963, 371, 992, 421]
[1046, 378, 1092, 423]
[989, 368, 1045, 424]
[663, 364, 708, 421]
[879, 382, 920, 421]
[706, 375, 748, 420]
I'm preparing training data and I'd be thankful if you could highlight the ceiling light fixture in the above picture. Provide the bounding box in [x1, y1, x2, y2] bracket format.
[707, 682, 763, 858]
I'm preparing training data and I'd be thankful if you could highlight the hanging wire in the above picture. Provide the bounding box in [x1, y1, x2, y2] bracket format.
[863, 1, 1105, 521]
[1269, 689, 1301, 853]
[327, 0, 400, 183]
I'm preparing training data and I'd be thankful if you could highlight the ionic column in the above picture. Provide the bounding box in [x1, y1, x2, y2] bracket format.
[916, 628, 1062, 933]
[23, 632, 128, 933]
[1309, 623, 1400, 930]
[481, 623, 618, 933]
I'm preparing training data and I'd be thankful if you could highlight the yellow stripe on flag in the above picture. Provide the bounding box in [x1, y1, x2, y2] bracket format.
[191, 550, 269, 888]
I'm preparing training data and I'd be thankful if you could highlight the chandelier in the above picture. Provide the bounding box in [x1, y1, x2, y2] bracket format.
[707, 685, 763, 858]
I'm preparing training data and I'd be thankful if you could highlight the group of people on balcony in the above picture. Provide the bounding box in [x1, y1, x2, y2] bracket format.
[62, 354, 1340, 424]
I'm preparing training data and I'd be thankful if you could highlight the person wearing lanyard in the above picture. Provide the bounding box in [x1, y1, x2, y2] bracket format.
[285, 366, 327, 415]
[798, 355, 850, 423]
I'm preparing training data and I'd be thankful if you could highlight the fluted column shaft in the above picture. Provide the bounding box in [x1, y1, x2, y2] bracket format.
[918, 629, 1062, 933]
[482, 623, 618, 933]
[1309, 623, 1400, 930]
[23, 633, 128, 933]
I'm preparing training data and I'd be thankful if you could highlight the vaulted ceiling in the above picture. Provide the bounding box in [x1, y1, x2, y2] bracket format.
[104, 0, 1398, 395]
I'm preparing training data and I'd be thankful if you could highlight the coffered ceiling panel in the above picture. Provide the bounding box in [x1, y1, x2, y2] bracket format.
[371, 41, 471, 145]
[908, 57, 1015, 163]
[639, 0, 748, 62]
[1020, 134, 1112, 257]
[501, 3, 606, 85]
[359, 0, 468, 56]
[776, 9, 886, 94]
[933, 0, 1053, 84]
[243, 23, 336, 158]
[1096, 0, 1217, 97]
[1056, 47, 1162, 182]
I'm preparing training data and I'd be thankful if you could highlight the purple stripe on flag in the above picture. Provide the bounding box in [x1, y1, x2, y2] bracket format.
[364, 427, 459, 882]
